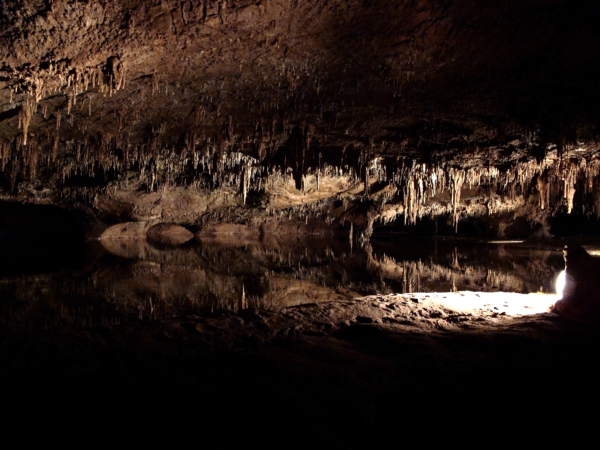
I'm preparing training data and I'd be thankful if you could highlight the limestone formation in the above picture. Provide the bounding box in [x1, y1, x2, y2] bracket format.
[146, 223, 194, 246]
[552, 245, 600, 321]
[1, 1, 600, 238]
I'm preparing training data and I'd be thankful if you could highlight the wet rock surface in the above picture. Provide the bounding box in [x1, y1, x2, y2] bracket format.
[99, 220, 152, 239]
[146, 223, 195, 245]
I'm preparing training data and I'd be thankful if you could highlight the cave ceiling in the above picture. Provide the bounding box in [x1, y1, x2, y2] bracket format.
[1, 0, 600, 234]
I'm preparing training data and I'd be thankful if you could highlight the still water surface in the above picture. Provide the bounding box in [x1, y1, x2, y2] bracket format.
[0, 235, 565, 332]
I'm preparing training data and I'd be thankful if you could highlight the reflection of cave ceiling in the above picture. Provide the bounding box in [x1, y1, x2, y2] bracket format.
[1, 1, 600, 233]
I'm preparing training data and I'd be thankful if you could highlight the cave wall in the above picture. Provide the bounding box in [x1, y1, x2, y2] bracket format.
[1, 0, 600, 237]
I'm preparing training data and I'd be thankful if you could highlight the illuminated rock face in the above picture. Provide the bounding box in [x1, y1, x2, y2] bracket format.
[99, 221, 194, 247]
[146, 223, 194, 246]
[1, 1, 600, 235]
[552, 246, 600, 321]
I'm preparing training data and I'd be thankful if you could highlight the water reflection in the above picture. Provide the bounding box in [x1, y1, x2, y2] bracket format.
[0, 234, 564, 332]
[369, 238, 563, 295]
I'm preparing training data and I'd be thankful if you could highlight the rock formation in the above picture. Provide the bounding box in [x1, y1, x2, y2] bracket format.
[552, 245, 600, 321]
[146, 222, 194, 245]
[1, 1, 600, 238]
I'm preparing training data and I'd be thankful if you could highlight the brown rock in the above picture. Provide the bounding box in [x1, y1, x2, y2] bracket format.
[146, 223, 194, 246]
[100, 222, 151, 240]
[552, 245, 600, 321]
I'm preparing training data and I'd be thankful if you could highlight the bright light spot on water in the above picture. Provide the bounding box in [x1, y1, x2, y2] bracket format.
[428, 291, 558, 316]
[555, 270, 566, 299]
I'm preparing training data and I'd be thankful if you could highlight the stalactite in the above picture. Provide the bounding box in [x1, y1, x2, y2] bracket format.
[562, 159, 578, 214]
[537, 172, 549, 210]
[106, 56, 126, 95]
[450, 168, 465, 232]
[67, 93, 74, 115]
[18, 97, 36, 146]
[0, 141, 11, 171]
[151, 71, 160, 95]
[403, 176, 416, 225]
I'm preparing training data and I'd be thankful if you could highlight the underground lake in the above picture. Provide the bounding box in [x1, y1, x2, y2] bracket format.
[1, 217, 597, 446]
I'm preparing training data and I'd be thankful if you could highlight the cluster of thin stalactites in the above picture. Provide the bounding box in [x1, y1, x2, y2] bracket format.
[3, 60, 600, 227]
[2, 130, 600, 230]
[10, 57, 126, 146]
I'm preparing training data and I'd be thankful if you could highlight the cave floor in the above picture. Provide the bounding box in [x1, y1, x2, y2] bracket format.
[1, 292, 597, 446]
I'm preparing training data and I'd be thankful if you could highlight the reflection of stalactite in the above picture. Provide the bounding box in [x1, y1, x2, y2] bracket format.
[372, 253, 531, 294]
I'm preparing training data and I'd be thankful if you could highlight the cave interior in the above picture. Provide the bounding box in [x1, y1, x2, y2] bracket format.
[1, 0, 600, 446]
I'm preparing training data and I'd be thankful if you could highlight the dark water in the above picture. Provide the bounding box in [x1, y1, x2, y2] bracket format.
[0, 230, 566, 333]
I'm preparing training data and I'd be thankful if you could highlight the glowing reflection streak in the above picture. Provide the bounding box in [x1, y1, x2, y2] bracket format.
[422, 291, 559, 316]
[555, 270, 566, 299]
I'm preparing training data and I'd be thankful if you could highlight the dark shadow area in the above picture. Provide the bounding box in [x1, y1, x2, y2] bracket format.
[373, 216, 493, 238]
[550, 213, 600, 237]
[0, 201, 87, 276]
[0, 311, 596, 446]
